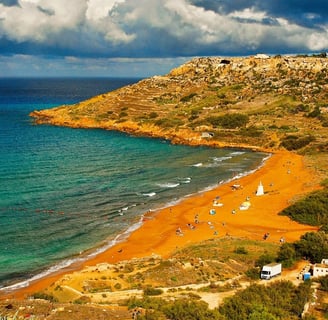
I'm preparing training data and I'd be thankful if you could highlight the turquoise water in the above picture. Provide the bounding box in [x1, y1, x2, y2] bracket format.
[0, 78, 267, 291]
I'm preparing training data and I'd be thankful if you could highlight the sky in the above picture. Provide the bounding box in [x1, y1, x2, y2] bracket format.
[0, 0, 328, 77]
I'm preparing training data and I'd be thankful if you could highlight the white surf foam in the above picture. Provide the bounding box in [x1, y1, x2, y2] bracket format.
[230, 151, 246, 156]
[192, 162, 203, 167]
[142, 192, 156, 197]
[157, 182, 180, 188]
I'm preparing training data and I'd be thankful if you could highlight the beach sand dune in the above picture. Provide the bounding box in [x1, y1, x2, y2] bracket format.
[1, 150, 320, 299]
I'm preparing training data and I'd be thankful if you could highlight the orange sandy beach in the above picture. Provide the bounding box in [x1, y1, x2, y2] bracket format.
[1, 150, 320, 299]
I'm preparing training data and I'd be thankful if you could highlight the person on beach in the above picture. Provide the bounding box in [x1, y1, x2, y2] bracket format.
[194, 214, 199, 224]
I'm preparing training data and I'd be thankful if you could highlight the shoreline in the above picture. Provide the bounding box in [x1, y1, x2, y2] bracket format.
[0, 147, 267, 293]
[0, 150, 268, 292]
[1, 149, 320, 300]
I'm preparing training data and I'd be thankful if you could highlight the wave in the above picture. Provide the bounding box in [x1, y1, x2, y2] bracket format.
[156, 182, 180, 188]
[229, 151, 246, 156]
[192, 162, 203, 167]
[211, 156, 232, 162]
[142, 192, 156, 197]
[117, 206, 129, 215]
[179, 177, 191, 184]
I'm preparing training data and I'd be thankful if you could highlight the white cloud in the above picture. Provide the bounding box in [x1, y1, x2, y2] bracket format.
[0, 0, 87, 42]
[228, 7, 268, 22]
[307, 28, 328, 51]
[86, 0, 125, 20]
[164, 0, 221, 40]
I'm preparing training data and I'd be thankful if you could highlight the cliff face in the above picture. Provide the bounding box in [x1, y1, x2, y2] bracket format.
[30, 55, 328, 153]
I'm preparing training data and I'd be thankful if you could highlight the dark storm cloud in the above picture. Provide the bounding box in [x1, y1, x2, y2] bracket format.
[0, 0, 18, 6]
[0, 0, 328, 76]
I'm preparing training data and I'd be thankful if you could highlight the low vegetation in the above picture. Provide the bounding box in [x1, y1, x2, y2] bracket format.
[279, 188, 328, 229]
[206, 113, 249, 129]
[280, 135, 316, 150]
[127, 281, 312, 320]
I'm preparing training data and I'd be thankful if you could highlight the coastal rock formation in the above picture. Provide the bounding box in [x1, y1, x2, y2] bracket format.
[31, 55, 328, 155]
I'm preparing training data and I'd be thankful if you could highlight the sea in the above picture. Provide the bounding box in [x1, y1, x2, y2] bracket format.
[0, 77, 268, 292]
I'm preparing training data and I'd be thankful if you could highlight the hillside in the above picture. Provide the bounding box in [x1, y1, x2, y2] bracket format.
[30, 54, 328, 180]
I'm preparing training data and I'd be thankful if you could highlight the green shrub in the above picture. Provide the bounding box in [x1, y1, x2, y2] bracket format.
[238, 126, 263, 137]
[295, 232, 328, 263]
[148, 112, 158, 119]
[255, 253, 276, 268]
[154, 118, 184, 128]
[31, 292, 58, 302]
[319, 275, 328, 291]
[245, 267, 261, 280]
[119, 111, 128, 118]
[74, 296, 91, 304]
[280, 135, 315, 150]
[307, 106, 321, 118]
[206, 113, 249, 129]
[143, 287, 163, 296]
[234, 246, 248, 254]
[180, 93, 197, 102]
[277, 243, 297, 267]
[114, 283, 122, 290]
[162, 299, 222, 320]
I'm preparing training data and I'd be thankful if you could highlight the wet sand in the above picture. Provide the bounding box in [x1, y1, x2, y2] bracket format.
[1, 150, 320, 299]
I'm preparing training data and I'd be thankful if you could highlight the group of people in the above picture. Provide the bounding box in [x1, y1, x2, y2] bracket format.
[176, 222, 196, 236]
[263, 232, 270, 240]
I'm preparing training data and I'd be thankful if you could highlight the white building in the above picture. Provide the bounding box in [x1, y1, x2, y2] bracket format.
[312, 259, 328, 277]
[254, 54, 270, 59]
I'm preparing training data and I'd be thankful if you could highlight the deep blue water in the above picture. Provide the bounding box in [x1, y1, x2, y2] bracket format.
[0, 78, 267, 291]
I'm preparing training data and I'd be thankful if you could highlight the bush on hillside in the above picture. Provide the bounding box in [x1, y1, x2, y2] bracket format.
[206, 113, 249, 129]
[279, 189, 328, 227]
[255, 253, 276, 268]
[318, 275, 328, 291]
[143, 287, 163, 296]
[154, 117, 184, 128]
[295, 232, 328, 263]
[180, 93, 197, 102]
[238, 126, 263, 137]
[277, 243, 297, 267]
[280, 134, 315, 150]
